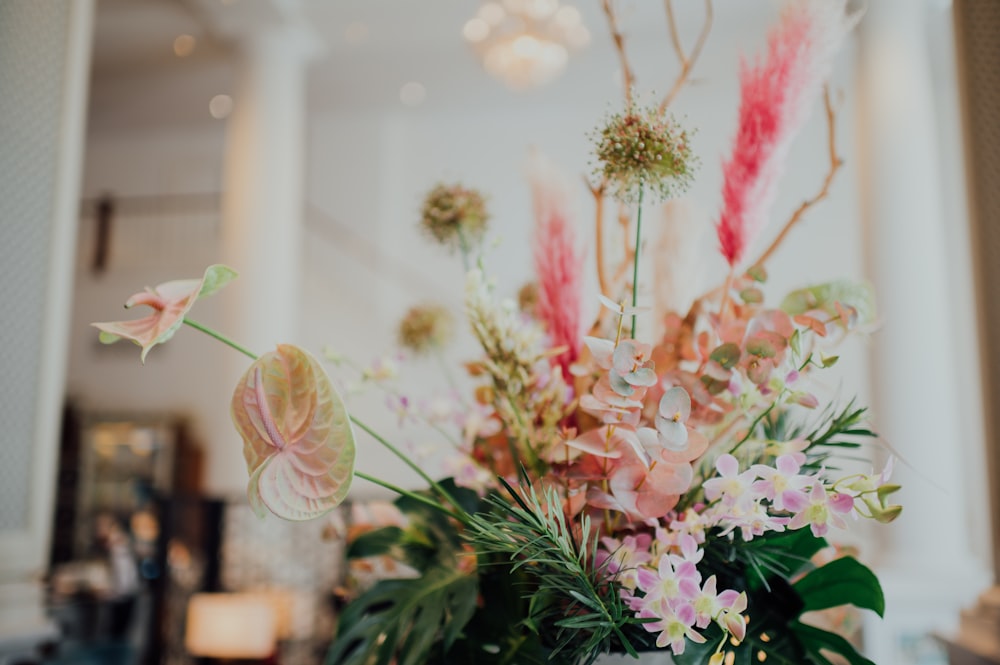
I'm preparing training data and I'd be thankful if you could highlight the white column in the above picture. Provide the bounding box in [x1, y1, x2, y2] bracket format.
[856, 0, 989, 660]
[0, 0, 94, 655]
[203, 26, 317, 495]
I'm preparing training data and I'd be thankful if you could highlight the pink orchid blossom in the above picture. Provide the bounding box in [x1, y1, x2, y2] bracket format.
[92, 264, 236, 362]
[788, 481, 853, 537]
[692, 575, 745, 634]
[702, 454, 759, 508]
[635, 553, 701, 609]
[598, 533, 653, 589]
[751, 454, 812, 512]
[716, 590, 749, 641]
[636, 599, 705, 654]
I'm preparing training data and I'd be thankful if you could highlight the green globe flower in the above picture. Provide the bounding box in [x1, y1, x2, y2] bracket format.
[593, 103, 697, 203]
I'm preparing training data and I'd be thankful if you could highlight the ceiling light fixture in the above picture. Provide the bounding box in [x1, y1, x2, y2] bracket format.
[463, 0, 590, 91]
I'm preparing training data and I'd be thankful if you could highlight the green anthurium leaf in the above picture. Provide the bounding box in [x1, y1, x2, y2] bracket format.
[710, 342, 742, 369]
[790, 621, 876, 665]
[231, 344, 355, 521]
[197, 263, 238, 298]
[781, 280, 876, 325]
[325, 566, 478, 665]
[793, 556, 885, 617]
[346, 526, 405, 559]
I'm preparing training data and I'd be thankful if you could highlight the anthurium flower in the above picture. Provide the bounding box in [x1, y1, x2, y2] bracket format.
[231, 344, 356, 521]
[92, 264, 237, 362]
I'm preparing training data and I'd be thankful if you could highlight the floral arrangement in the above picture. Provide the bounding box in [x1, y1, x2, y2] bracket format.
[93, 2, 901, 664]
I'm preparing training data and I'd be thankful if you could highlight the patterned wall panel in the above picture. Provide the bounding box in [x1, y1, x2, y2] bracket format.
[954, 0, 1000, 581]
[0, 3, 71, 530]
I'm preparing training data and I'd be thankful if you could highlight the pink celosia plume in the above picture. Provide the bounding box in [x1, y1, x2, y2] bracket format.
[716, 0, 857, 267]
[529, 151, 584, 380]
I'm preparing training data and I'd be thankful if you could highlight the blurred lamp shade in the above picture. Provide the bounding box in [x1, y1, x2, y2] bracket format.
[185, 592, 277, 658]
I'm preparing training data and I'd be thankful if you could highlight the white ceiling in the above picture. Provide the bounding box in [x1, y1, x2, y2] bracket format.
[88, 0, 781, 131]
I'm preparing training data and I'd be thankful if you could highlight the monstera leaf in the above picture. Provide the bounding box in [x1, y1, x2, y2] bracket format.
[231, 344, 355, 521]
[326, 566, 479, 665]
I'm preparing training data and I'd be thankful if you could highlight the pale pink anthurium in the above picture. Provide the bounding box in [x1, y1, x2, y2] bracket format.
[231, 344, 356, 521]
[92, 264, 237, 362]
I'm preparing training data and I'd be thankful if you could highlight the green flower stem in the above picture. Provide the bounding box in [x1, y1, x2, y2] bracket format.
[433, 348, 463, 401]
[354, 471, 465, 522]
[182, 317, 469, 522]
[630, 185, 645, 339]
[457, 228, 471, 273]
[183, 317, 258, 361]
[349, 417, 467, 521]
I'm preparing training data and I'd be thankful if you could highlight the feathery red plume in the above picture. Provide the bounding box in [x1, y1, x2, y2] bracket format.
[716, 0, 856, 268]
[530, 152, 584, 381]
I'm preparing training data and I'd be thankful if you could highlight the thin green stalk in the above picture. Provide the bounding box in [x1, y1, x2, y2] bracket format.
[349, 416, 466, 520]
[354, 471, 464, 522]
[433, 347, 464, 402]
[339, 356, 463, 448]
[630, 186, 645, 339]
[183, 317, 258, 361]
[183, 317, 468, 522]
[457, 228, 471, 272]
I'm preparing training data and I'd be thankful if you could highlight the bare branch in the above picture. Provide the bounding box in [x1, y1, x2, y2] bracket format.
[749, 86, 843, 269]
[586, 176, 611, 298]
[659, 0, 714, 114]
[601, 0, 635, 105]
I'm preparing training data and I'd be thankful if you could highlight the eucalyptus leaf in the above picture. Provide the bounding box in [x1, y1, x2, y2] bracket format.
[781, 280, 876, 325]
[709, 343, 742, 369]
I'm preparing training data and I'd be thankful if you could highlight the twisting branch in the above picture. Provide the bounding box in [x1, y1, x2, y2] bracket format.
[586, 176, 611, 298]
[601, 0, 635, 105]
[749, 86, 842, 270]
[659, 0, 714, 114]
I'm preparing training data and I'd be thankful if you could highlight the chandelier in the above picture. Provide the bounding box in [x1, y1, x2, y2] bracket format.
[462, 0, 590, 91]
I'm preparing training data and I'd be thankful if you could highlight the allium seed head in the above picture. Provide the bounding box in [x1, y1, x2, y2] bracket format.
[592, 104, 698, 203]
[419, 182, 490, 251]
[397, 304, 453, 354]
